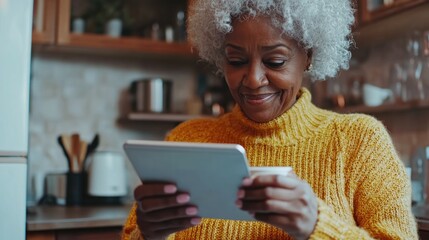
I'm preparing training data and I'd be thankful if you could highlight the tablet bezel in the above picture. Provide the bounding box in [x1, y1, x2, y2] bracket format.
[123, 140, 254, 221]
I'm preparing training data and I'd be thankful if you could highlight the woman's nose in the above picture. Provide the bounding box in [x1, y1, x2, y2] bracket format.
[243, 62, 268, 89]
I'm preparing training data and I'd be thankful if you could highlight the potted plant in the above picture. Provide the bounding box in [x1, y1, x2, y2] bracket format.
[83, 0, 126, 37]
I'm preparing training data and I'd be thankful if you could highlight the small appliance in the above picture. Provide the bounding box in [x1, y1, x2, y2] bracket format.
[87, 151, 127, 204]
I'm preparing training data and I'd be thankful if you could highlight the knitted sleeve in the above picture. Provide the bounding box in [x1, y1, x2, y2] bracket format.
[309, 116, 418, 239]
[121, 203, 143, 240]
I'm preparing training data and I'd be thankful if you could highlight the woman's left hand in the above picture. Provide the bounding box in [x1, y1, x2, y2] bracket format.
[236, 172, 318, 240]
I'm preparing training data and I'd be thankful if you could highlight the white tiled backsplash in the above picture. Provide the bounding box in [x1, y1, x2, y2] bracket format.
[28, 51, 197, 204]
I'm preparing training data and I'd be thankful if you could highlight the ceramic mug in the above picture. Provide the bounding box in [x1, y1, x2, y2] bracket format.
[363, 83, 393, 107]
[249, 166, 292, 177]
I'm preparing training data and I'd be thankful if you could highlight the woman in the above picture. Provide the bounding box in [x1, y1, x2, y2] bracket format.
[122, 0, 418, 239]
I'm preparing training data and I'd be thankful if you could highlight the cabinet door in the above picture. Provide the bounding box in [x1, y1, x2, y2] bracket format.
[359, 0, 428, 25]
[55, 0, 193, 56]
[32, 0, 57, 44]
[27, 232, 55, 240]
[56, 228, 123, 240]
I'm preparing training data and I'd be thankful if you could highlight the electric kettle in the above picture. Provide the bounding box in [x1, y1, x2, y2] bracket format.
[87, 151, 127, 198]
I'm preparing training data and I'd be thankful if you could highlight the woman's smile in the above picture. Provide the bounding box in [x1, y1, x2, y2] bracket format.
[241, 92, 279, 105]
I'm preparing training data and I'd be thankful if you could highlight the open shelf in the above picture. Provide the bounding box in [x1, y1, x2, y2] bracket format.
[332, 100, 429, 114]
[56, 33, 195, 57]
[354, 2, 429, 49]
[359, 0, 428, 25]
[126, 112, 213, 122]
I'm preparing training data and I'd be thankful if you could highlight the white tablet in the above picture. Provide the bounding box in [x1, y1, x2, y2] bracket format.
[123, 140, 254, 221]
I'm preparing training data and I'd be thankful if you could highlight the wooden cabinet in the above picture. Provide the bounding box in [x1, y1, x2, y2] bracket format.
[32, 0, 57, 44]
[27, 227, 122, 240]
[358, 0, 429, 25]
[353, 0, 429, 48]
[32, 0, 195, 57]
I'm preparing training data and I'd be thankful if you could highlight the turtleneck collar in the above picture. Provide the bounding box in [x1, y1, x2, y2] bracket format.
[226, 88, 333, 145]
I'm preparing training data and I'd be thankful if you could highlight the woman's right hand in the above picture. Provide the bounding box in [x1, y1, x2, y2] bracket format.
[134, 182, 201, 240]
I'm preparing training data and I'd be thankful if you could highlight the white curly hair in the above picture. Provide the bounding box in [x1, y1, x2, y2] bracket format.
[188, 0, 355, 80]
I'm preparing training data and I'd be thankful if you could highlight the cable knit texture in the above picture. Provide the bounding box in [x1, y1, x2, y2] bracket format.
[121, 88, 418, 240]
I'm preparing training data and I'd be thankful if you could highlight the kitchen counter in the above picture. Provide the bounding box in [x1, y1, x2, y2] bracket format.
[26, 204, 429, 232]
[26, 204, 133, 231]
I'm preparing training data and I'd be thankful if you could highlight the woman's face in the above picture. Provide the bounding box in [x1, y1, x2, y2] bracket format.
[223, 16, 310, 123]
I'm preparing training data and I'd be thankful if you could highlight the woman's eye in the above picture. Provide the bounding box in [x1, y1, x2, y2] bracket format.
[264, 60, 286, 68]
[227, 59, 247, 66]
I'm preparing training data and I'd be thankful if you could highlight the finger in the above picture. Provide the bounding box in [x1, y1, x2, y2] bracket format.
[139, 193, 191, 212]
[142, 205, 199, 222]
[134, 182, 177, 200]
[141, 216, 202, 232]
[241, 177, 253, 187]
[240, 187, 300, 201]
[249, 175, 300, 189]
[240, 199, 301, 215]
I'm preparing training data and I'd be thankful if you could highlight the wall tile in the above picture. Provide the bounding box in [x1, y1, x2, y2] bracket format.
[28, 51, 197, 204]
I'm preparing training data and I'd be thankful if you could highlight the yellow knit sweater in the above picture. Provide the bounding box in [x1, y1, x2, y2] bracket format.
[122, 88, 418, 239]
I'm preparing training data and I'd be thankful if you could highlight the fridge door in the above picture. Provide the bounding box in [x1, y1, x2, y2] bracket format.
[0, 0, 32, 156]
[0, 158, 27, 240]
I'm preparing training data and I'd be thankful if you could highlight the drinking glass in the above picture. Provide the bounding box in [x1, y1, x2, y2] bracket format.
[402, 31, 426, 101]
[421, 31, 429, 99]
[388, 62, 407, 102]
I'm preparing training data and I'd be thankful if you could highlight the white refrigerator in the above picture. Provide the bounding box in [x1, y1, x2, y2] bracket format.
[0, 0, 33, 239]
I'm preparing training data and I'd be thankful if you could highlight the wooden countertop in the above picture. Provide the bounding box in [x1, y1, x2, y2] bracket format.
[27, 204, 429, 232]
[26, 204, 133, 231]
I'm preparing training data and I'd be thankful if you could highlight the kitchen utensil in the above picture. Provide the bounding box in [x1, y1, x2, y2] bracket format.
[87, 151, 127, 198]
[71, 133, 81, 173]
[83, 134, 99, 169]
[79, 141, 87, 172]
[57, 136, 72, 172]
[59, 135, 74, 172]
[130, 78, 172, 113]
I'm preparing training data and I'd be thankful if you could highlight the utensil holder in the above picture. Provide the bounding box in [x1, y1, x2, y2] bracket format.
[66, 172, 84, 206]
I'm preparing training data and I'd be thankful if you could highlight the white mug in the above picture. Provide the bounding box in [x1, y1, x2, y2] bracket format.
[72, 18, 85, 34]
[249, 166, 292, 177]
[363, 83, 393, 107]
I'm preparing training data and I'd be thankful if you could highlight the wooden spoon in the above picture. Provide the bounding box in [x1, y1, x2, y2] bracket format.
[61, 134, 73, 172]
[79, 141, 88, 172]
[71, 133, 80, 173]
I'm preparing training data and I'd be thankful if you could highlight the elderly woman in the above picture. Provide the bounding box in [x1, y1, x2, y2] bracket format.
[122, 0, 418, 239]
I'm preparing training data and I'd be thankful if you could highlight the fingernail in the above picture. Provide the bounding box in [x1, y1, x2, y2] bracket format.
[176, 194, 190, 203]
[235, 200, 242, 208]
[185, 207, 198, 216]
[164, 185, 177, 194]
[190, 218, 201, 225]
[237, 190, 244, 198]
[242, 178, 252, 186]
